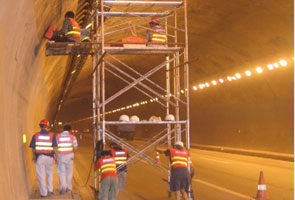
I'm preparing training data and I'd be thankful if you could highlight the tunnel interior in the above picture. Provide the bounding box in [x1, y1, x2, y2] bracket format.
[0, 0, 293, 199]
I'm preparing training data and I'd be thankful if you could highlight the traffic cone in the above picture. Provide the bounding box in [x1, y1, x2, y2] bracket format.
[255, 171, 270, 200]
[155, 152, 160, 164]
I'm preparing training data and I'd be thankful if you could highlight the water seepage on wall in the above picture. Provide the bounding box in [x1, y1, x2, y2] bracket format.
[0, 0, 77, 199]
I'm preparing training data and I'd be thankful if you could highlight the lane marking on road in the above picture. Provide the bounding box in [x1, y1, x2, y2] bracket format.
[199, 156, 230, 164]
[193, 178, 254, 200]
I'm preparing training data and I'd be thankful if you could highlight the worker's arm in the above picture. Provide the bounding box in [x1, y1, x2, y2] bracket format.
[57, 19, 71, 36]
[29, 135, 36, 162]
[32, 149, 36, 162]
[73, 136, 78, 153]
[155, 146, 167, 154]
[52, 135, 58, 163]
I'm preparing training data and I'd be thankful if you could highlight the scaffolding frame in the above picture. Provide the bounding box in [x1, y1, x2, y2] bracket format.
[92, 0, 191, 198]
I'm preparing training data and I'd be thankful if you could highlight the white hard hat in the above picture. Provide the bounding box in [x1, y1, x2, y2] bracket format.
[174, 141, 184, 148]
[119, 114, 130, 122]
[130, 115, 140, 122]
[165, 114, 175, 121]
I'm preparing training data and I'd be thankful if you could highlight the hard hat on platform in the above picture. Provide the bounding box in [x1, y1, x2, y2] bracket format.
[165, 114, 175, 121]
[130, 115, 140, 122]
[175, 141, 184, 148]
[119, 114, 129, 122]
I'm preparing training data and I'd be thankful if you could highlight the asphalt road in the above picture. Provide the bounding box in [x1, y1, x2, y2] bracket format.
[73, 136, 294, 200]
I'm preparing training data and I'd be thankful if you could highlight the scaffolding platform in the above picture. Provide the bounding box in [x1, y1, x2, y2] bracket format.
[97, 11, 170, 17]
[104, 46, 181, 54]
[104, 0, 183, 8]
[45, 42, 93, 56]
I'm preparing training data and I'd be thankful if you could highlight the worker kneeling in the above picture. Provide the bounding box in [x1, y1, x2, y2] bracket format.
[156, 141, 190, 200]
[95, 151, 118, 200]
[49, 11, 81, 42]
[56, 125, 78, 195]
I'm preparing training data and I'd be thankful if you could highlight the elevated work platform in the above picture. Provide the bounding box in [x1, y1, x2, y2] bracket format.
[45, 42, 93, 56]
[104, 46, 181, 55]
[104, 0, 183, 7]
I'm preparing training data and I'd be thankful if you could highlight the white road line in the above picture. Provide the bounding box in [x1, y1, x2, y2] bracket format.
[193, 178, 254, 200]
[199, 156, 230, 164]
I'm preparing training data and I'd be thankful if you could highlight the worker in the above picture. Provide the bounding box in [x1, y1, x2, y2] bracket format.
[29, 119, 57, 198]
[81, 29, 91, 42]
[51, 11, 81, 42]
[156, 141, 190, 200]
[146, 17, 167, 45]
[94, 151, 118, 200]
[109, 143, 129, 194]
[56, 125, 78, 195]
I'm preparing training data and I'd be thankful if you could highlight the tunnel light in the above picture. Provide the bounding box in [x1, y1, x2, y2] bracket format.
[205, 83, 210, 87]
[245, 70, 251, 76]
[219, 78, 224, 83]
[212, 80, 217, 85]
[193, 86, 197, 90]
[227, 76, 232, 81]
[71, 70, 76, 74]
[77, 55, 81, 58]
[180, 89, 184, 94]
[235, 73, 241, 79]
[58, 122, 63, 125]
[267, 64, 274, 70]
[22, 134, 27, 144]
[256, 67, 263, 74]
[231, 76, 236, 80]
[279, 59, 287, 67]
[273, 62, 279, 68]
[198, 84, 204, 89]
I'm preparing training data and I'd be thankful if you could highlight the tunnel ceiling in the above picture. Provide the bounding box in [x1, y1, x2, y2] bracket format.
[56, 0, 294, 122]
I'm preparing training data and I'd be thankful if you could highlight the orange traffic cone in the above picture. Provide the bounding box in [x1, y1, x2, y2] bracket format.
[155, 152, 160, 164]
[255, 171, 270, 200]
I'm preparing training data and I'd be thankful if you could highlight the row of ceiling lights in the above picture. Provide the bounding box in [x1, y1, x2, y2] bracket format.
[192, 59, 289, 91]
[105, 58, 291, 115]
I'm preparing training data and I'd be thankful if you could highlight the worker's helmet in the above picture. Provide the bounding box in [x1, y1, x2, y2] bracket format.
[130, 115, 140, 122]
[165, 114, 175, 121]
[39, 119, 50, 127]
[119, 114, 130, 122]
[65, 11, 75, 18]
[174, 141, 184, 148]
[150, 17, 160, 25]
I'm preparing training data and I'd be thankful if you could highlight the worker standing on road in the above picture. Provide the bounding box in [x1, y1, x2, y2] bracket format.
[56, 125, 78, 195]
[95, 151, 118, 200]
[51, 11, 81, 42]
[109, 143, 129, 194]
[146, 17, 167, 45]
[29, 119, 57, 198]
[156, 141, 190, 200]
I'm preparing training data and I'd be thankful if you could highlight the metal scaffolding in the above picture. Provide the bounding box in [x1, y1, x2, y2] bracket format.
[45, 0, 190, 198]
[92, 0, 190, 198]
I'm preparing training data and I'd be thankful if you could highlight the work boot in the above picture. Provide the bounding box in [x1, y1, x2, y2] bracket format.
[48, 191, 54, 196]
[60, 189, 66, 195]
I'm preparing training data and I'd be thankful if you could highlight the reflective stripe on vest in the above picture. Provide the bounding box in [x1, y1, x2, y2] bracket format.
[151, 26, 167, 43]
[170, 149, 188, 168]
[65, 18, 81, 39]
[35, 132, 54, 154]
[111, 149, 127, 166]
[81, 36, 90, 41]
[99, 157, 117, 174]
[57, 134, 73, 154]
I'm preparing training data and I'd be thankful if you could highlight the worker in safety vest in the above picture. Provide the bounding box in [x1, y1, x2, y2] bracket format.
[51, 11, 81, 42]
[146, 17, 167, 45]
[156, 141, 190, 200]
[29, 119, 57, 198]
[95, 151, 118, 200]
[109, 143, 129, 194]
[56, 125, 78, 195]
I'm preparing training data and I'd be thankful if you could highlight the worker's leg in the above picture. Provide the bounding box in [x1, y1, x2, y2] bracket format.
[108, 177, 118, 200]
[99, 177, 110, 200]
[117, 171, 126, 192]
[180, 189, 188, 200]
[57, 155, 66, 192]
[175, 191, 181, 200]
[65, 154, 74, 191]
[36, 155, 47, 196]
[45, 156, 54, 193]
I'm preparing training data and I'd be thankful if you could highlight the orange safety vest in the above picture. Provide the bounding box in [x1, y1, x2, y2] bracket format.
[56, 134, 74, 154]
[151, 26, 167, 43]
[35, 132, 54, 154]
[98, 156, 117, 180]
[169, 148, 188, 168]
[65, 18, 81, 39]
[111, 149, 128, 166]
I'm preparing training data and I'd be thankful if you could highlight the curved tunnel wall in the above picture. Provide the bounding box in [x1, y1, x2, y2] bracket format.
[0, 0, 77, 199]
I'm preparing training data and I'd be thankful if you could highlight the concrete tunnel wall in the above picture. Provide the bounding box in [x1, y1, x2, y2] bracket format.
[0, 0, 78, 199]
